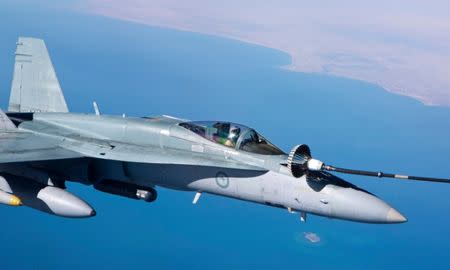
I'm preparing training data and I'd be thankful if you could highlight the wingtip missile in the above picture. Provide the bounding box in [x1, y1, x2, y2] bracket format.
[0, 190, 22, 206]
[9, 194, 22, 206]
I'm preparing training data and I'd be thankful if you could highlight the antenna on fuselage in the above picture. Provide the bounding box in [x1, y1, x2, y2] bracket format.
[93, 101, 101, 116]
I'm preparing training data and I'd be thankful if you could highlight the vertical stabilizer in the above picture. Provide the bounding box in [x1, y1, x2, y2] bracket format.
[8, 37, 68, 112]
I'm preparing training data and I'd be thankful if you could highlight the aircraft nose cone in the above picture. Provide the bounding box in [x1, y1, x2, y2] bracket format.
[387, 208, 407, 223]
[329, 187, 408, 224]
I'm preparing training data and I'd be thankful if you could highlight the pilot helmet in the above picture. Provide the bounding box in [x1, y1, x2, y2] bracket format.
[228, 125, 241, 140]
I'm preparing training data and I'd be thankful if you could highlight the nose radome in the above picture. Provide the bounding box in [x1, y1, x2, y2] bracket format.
[329, 187, 408, 224]
[387, 208, 407, 223]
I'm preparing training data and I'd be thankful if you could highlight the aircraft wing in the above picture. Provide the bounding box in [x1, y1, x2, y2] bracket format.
[0, 132, 82, 163]
[60, 138, 264, 171]
[1, 111, 261, 170]
[0, 131, 261, 170]
[0, 110, 81, 164]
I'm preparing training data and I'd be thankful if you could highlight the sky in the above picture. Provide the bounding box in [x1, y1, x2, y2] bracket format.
[0, 1, 449, 269]
[80, 0, 450, 106]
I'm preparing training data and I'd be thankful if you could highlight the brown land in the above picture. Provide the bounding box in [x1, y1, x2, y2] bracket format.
[78, 0, 450, 106]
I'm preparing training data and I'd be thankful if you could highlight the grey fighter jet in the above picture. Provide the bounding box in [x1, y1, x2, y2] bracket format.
[1, 37, 448, 223]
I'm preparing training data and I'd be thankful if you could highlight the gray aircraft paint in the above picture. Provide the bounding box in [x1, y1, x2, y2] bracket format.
[0, 37, 407, 223]
[11, 112, 404, 223]
[9, 37, 68, 113]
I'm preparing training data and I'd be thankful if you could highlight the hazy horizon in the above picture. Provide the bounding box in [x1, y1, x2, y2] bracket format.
[79, 0, 450, 106]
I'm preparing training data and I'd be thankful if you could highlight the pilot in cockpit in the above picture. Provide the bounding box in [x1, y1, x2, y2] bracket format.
[212, 122, 241, 148]
[180, 121, 285, 155]
[227, 125, 241, 147]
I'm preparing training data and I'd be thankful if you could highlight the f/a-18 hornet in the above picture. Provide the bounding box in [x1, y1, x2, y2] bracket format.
[1, 37, 448, 223]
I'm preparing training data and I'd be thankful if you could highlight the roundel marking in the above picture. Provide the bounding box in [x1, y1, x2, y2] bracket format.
[215, 172, 229, 188]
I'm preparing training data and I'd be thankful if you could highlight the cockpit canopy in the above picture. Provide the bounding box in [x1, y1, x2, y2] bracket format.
[179, 121, 285, 155]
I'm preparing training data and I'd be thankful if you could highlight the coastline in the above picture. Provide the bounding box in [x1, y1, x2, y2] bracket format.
[81, 12, 440, 107]
[76, 2, 450, 107]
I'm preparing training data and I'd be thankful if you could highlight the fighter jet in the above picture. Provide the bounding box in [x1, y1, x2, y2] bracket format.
[1, 37, 448, 223]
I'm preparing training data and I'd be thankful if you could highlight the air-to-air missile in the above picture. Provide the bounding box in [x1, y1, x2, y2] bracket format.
[0, 190, 22, 206]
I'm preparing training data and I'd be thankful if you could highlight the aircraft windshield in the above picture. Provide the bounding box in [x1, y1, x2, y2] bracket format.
[179, 121, 285, 155]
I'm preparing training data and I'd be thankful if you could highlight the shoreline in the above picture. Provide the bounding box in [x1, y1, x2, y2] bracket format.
[80, 9, 445, 107]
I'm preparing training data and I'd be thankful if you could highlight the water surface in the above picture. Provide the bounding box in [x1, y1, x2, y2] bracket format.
[0, 2, 449, 269]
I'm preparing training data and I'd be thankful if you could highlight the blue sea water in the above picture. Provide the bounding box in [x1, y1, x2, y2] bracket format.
[0, 1, 449, 269]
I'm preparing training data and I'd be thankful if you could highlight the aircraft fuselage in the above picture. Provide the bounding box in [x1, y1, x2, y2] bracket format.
[8, 112, 406, 223]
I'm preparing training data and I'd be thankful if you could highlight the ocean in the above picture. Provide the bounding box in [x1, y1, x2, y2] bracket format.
[0, 1, 449, 269]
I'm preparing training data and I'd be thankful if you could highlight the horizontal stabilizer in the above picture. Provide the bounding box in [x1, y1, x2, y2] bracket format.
[0, 109, 17, 132]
